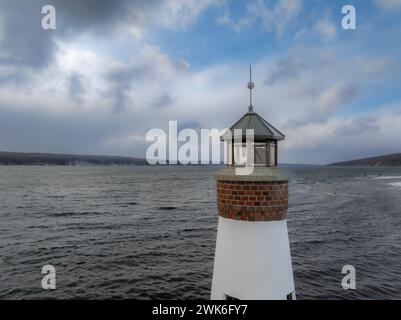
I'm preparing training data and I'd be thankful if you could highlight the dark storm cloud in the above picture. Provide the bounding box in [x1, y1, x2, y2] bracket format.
[52, 0, 162, 36]
[0, 0, 160, 71]
[107, 64, 151, 84]
[0, 1, 55, 69]
[106, 63, 153, 113]
[152, 94, 175, 109]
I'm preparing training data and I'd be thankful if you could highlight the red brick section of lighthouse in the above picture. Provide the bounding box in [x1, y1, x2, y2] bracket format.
[216, 180, 288, 221]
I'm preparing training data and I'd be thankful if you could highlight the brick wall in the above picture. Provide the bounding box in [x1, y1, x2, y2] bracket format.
[216, 180, 288, 221]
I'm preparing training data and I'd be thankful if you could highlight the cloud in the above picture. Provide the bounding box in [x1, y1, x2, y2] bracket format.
[313, 19, 337, 39]
[264, 46, 398, 131]
[333, 117, 380, 136]
[265, 56, 306, 84]
[0, 0, 138, 89]
[104, 45, 189, 113]
[280, 102, 401, 164]
[0, 0, 217, 76]
[68, 73, 86, 103]
[248, 0, 302, 35]
[152, 94, 175, 109]
[106, 62, 152, 113]
[0, 40, 188, 115]
[0, 0, 140, 68]
[375, 0, 401, 10]
[216, 6, 253, 32]
[178, 120, 203, 131]
[218, 0, 303, 34]
[316, 82, 358, 118]
[158, 0, 224, 29]
[0, 1, 55, 69]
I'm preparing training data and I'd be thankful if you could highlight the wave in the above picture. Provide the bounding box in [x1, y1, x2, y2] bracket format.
[389, 182, 401, 187]
[372, 176, 401, 180]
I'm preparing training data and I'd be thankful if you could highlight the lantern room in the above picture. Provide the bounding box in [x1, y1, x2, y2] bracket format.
[221, 66, 285, 167]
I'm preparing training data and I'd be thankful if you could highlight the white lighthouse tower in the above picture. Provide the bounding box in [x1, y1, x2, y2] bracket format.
[211, 67, 295, 300]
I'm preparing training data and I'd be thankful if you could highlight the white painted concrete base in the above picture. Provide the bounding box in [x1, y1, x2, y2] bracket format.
[211, 217, 295, 300]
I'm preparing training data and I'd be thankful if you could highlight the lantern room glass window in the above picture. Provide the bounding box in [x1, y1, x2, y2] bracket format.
[255, 143, 267, 165]
[228, 141, 277, 167]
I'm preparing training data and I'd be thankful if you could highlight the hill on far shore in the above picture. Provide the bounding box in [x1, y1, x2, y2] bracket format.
[0, 151, 148, 166]
[329, 152, 401, 167]
[3, 150, 400, 167]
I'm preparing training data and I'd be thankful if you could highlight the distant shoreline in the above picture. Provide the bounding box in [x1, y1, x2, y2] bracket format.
[0, 151, 148, 166]
[0, 150, 319, 167]
[329, 152, 401, 167]
[2, 150, 400, 167]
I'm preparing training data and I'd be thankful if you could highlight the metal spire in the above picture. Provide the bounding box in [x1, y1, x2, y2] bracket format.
[247, 65, 254, 112]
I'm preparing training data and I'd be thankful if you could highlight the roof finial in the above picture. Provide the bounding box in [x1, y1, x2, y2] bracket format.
[247, 65, 254, 112]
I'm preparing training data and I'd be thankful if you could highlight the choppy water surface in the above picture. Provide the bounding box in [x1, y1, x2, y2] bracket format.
[1, 165, 401, 299]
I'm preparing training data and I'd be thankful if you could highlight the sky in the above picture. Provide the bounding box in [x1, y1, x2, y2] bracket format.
[0, 0, 401, 164]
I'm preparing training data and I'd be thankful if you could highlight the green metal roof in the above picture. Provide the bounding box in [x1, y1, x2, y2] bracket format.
[221, 109, 285, 141]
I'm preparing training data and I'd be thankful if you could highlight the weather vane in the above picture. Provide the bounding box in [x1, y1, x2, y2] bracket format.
[247, 65, 254, 112]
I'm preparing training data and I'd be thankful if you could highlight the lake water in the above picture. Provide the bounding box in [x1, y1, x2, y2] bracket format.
[1, 165, 401, 299]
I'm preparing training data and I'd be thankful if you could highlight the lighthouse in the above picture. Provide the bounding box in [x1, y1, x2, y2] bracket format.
[211, 66, 295, 300]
